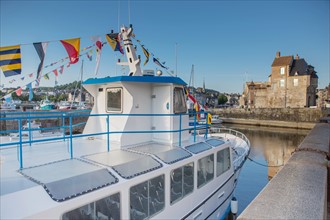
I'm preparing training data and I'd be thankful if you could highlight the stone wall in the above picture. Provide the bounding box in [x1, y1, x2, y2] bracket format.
[211, 108, 328, 123]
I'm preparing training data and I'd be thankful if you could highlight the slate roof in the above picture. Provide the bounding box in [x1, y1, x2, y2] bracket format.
[271, 56, 293, 67]
[289, 59, 308, 76]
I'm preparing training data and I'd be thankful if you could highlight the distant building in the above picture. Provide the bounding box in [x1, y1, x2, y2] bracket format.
[317, 83, 330, 108]
[240, 51, 318, 108]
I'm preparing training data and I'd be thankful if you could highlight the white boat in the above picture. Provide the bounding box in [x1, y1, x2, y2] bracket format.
[0, 25, 250, 220]
[8, 121, 62, 141]
[39, 97, 56, 110]
[211, 115, 223, 124]
[0, 101, 16, 110]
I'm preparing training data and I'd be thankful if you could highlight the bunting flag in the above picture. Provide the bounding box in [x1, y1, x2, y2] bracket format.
[91, 36, 102, 75]
[26, 83, 33, 101]
[153, 57, 168, 69]
[59, 65, 64, 74]
[106, 33, 124, 54]
[55, 75, 58, 86]
[4, 94, 12, 103]
[194, 102, 201, 122]
[141, 45, 150, 66]
[15, 87, 22, 96]
[86, 49, 92, 61]
[43, 74, 49, 80]
[0, 45, 22, 77]
[60, 38, 80, 64]
[207, 113, 212, 125]
[20, 76, 25, 81]
[53, 69, 58, 77]
[35, 78, 40, 87]
[28, 73, 34, 77]
[33, 42, 48, 80]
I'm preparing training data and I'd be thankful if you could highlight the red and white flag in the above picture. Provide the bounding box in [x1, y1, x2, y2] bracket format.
[91, 36, 102, 76]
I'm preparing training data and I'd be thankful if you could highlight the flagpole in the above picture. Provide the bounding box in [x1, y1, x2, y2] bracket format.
[79, 60, 84, 106]
[175, 43, 178, 77]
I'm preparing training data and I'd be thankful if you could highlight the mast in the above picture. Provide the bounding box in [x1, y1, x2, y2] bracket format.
[117, 25, 142, 76]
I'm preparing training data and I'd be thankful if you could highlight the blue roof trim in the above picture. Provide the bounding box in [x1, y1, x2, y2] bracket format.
[83, 75, 187, 86]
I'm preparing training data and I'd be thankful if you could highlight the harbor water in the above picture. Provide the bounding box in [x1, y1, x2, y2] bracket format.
[223, 123, 309, 216]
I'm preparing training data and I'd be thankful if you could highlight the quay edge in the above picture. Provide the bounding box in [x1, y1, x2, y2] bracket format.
[221, 118, 315, 130]
[238, 121, 330, 220]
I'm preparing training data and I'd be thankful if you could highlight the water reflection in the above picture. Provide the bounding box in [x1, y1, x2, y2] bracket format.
[224, 124, 308, 215]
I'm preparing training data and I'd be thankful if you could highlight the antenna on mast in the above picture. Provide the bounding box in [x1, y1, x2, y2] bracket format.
[189, 64, 194, 88]
[117, 1, 120, 31]
[128, 0, 131, 25]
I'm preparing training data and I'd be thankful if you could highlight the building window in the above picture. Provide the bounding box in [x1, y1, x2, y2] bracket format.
[62, 192, 120, 220]
[293, 78, 298, 87]
[130, 175, 165, 219]
[106, 87, 122, 112]
[216, 148, 231, 176]
[280, 79, 285, 87]
[173, 87, 187, 114]
[170, 162, 194, 204]
[197, 154, 214, 188]
[280, 67, 285, 75]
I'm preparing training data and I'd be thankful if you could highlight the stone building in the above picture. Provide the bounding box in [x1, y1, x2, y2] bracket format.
[240, 51, 318, 108]
[317, 83, 330, 108]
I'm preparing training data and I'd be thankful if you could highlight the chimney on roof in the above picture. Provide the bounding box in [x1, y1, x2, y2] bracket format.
[295, 54, 300, 60]
[276, 51, 281, 58]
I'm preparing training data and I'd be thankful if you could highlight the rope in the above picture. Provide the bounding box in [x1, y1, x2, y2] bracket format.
[292, 148, 330, 160]
[247, 156, 284, 168]
[231, 146, 283, 168]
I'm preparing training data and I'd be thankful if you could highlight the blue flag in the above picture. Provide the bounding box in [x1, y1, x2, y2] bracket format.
[26, 83, 33, 101]
[4, 94, 12, 103]
[153, 57, 168, 69]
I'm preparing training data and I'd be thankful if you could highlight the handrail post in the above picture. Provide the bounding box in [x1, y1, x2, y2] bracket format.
[28, 112, 32, 146]
[18, 118, 23, 169]
[194, 112, 197, 142]
[107, 115, 110, 152]
[62, 113, 65, 141]
[69, 115, 73, 159]
[205, 112, 208, 139]
[179, 114, 182, 146]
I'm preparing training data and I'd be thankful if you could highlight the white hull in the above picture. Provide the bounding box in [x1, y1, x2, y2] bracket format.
[1, 131, 248, 220]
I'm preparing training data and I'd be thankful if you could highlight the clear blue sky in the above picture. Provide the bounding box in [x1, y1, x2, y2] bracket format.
[1, 0, 329, 94]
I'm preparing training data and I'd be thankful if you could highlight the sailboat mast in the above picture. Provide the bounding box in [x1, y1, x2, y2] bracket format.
[79, 60, 84, 105]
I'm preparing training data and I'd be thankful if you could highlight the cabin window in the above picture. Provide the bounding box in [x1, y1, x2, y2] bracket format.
[173, 87, 187, 114]
[62, 192, 120, 220]
[197, 154, 214, 188]
[130, 174, 165, 219]
[170, 162, 194, 204]
[106, 87, 122, 112]
[216, 148, 231, 177]
[280, 67, 285, 75]
[293, 78, 298, 87]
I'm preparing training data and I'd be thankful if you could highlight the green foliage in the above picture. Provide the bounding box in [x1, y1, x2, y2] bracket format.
[218, 94, 228, 105]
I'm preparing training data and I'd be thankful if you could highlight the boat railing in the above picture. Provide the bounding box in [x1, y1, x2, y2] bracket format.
[0, 111, 241, 169]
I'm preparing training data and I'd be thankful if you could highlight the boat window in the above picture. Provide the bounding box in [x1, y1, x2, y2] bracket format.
[173, 87, 187, 114]
[62, 192, 120, 220]
[197, 154, 214, 188]
[216, 148, 231, 177]
[170, 162, 194, 204]
[106, 87, 122, 112]
[130, 174, 165, 219]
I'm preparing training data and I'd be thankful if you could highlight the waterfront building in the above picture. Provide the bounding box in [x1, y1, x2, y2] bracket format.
[316, 83, 330, 108]
[240, 51, 318, 108]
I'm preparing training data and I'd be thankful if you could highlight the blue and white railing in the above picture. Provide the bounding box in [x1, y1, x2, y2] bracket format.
[0, 111, 213, 169]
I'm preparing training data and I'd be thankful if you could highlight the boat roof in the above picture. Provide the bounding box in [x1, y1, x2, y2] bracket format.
[83, 75, 187, 86]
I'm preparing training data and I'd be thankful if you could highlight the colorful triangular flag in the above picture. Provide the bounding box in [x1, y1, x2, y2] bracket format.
[60, 38, 80, 64]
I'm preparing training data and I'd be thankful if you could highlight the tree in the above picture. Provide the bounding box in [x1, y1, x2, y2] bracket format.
[218, 94, 228, 105]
